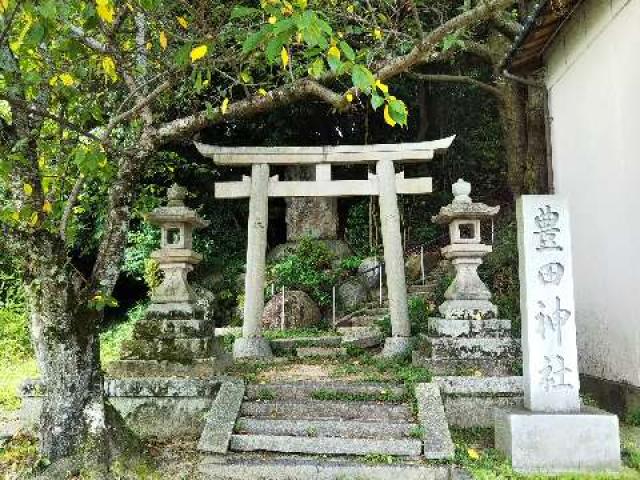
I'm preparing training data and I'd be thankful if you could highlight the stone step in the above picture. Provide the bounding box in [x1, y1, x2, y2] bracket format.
[240, 400, 413, 422]
[341, 315, 381, 327]
[230, 434, 422, 457]
[199, 453, 456, 480]
[412, 352, 519, 377]
[434, 376, 524, 428]
[429, 337, 520, 360]
[235, 418, 417, 439]
[427, 318, 512, 338]
[337, 326, 384, 348]
[270, 336, 342, 353]
[296, 347, 347, 358]
[245, 382, 406, 401]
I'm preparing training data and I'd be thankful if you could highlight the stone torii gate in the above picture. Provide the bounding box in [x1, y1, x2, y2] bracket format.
[195, 137, 454, 359]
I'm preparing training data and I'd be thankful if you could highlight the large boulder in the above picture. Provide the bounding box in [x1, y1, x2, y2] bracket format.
[358, 257, 381, 290]
[405, 252, 441, 283]
[337, 278, 369, 311]
[261, 290, 322, 330]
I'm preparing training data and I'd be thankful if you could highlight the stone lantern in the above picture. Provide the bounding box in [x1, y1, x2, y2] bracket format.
[147, 184, 209, 310]
[433, 179, 500, 319]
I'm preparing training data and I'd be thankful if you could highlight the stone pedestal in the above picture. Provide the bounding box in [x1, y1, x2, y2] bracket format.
[495, 407, 621, 474]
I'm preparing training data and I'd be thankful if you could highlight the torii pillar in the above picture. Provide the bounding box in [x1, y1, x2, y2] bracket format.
[196, 137, 455, 359]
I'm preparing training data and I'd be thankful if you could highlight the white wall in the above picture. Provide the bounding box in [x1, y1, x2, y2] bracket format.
[545, 0, 640, 387]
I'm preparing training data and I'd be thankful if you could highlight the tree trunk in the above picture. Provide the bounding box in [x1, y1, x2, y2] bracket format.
[523, 83, 548, 193]
[25, 236, 139, 475]
[497, 79, 528, 197]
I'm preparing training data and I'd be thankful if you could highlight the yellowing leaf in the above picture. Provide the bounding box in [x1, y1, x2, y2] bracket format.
[49, 76, 59, 86]
[373, 28, 383, 40]
[258, 88, 268, 96]
[102, 56, 118, 82]
[383, 104, 396, 127]
[60, 73, 75, 86]
[177, 16, 188, 29]
[42, 201, 53, 214]
[281, 2, 293, 15]
[346, 4, 355, 13]
[11, 211, 19, 222]
[327, 45, 340, 60]
[190, 44, 208, 63]
[240, 71, 252, 83]
[268, 15, 277, 24]
[281, 47, 289, 69]
[221, 97, 230, 115]
[96, 0, 115, 24]
[375, 79, 389, 94]
[345, 91, 353, 103]
[0, 0, 9, 14]
[296, 0, 307, 9]
[23, 184, 33, 196]
[467, 448, 480, 460]
[159, 31, 168, 50]
[29, 212, 38, 226]
[145, 41, 152, 50]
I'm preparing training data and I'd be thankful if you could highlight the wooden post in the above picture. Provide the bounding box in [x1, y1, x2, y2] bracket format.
[376, 158, 411, 356]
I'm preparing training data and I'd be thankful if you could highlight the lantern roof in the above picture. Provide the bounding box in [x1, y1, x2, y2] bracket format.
[146, 184, 209, 228]
[432, 179, 500, 224]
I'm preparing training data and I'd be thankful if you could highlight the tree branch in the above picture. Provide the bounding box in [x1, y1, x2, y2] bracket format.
[155, 79, 343, 145]
[409, 73, 504, 99]
[491, 13, 523, 39]
[69, 25, 108, 54]
[59, 175, 84, 242]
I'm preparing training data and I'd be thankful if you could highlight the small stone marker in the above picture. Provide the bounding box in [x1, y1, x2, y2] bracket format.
[518, 196, 580, 412]
[495, 195, 621, 474]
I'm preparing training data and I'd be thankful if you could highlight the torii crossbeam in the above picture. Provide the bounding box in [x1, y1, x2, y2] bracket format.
[195, 136, 455, 359]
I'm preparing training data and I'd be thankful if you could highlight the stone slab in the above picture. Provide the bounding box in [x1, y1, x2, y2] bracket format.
[413, 353, 518, 376]
[198, 381, 246, 454]
[241, 400, 412, 422]
[296, 347, 347, 358]
[428, 318, 512, 338]
[235, 418, 416, 439]
[414, 383, 455, 460]
[494, 406, 621, 473]
[233, 336, 273, 360]
[105, 356, 231, 378]
[435, 376, 523, 396]
[230, 434, 422, 457]
[133, 317, 213, 339]
[435, 377, 524, 428]
[120, 337, 218, 361]
[199, 452, 454, 480]
[429, 337, 520, 360]
[245, 382, 405, 401]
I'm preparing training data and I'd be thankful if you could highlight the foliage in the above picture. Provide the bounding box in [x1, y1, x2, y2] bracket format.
[0, 434, 46, 478]
[627, 410, 640, 428]
[100, 303, 147, 365]
[479, 215, 521, 330]
[268, 237, 338, 307]
[345, 199, 374, 257]
[408, 296, 433, 336]
[123, 223, 161, 286]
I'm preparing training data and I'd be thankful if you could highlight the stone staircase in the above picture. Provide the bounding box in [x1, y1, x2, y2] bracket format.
[230, 382, 422, 457]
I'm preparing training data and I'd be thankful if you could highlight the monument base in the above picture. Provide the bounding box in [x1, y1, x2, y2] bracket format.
[494, 406, 621, 474]
[381, 336, 413, 358]
[438, 299, 497, 319]
[233, 336, 273, 360]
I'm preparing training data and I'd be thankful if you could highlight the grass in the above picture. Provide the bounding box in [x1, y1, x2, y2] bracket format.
[0, 434, 45, 478]
[263, 327, 337, 340]
[0, 358, 38, 411]
[99, 303, 146, 365]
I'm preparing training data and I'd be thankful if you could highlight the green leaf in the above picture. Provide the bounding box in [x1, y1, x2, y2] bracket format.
[308, 57, 325, 78]
[388, 98, 408, 126]
[370, 94, 384, 111]
[339, 41, 355, 61]
[351, 65, 375, 94]
[242, 29, 267, 54]
[327, 54, 342, 73]
[230, 6, 261, 19]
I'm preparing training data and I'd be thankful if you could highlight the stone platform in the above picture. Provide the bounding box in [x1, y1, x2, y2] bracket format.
[495, 406, 621, 473]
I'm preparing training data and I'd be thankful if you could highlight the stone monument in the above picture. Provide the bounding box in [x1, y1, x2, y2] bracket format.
[112, 185, 225, 376]
[494, 195, 620, 473]
[412, 180, 519, 375]
[434, 179, 499, 319]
